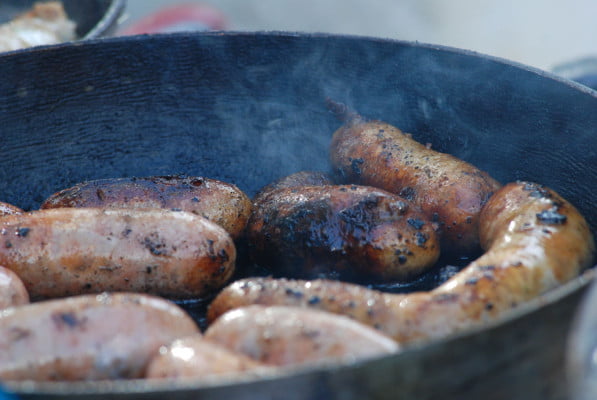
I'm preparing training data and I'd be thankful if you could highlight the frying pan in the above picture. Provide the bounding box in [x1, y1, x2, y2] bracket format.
[0, 32, 596, 399]
[0, 0, 125, 40]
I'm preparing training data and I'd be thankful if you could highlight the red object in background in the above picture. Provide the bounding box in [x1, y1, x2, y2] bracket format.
[119, 3, 228, 35]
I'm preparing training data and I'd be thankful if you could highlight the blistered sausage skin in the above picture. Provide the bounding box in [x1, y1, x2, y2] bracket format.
[0, 208, 235, 300]
[146, 335, 270, 380]
[248, 184, 440, 282]
[0, 293, 199, 381]
[0, 202, 22, 216]
[41, 175, 252, 239]
[252, 171, 333, 203]
[330, 113, 501, 253]
[209, 182, 595, 344]
[205, 305, 399, 367]
[0, 266, 29, 309]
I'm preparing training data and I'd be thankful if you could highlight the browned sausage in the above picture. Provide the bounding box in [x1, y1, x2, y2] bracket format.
[0, 292, 200, 381]
[329, 112, 501, 253]
[0, 208, 235, 300]
[145, 335, 270, 380]
[252, 171, 333, 203]
[0, 265, 29, 309]
[0, 202, 22, 216]
[248, 184, 440, 282]
[209, 182, 595, 345]
[40, 175, 252, 239]
[205, 305, 399, 367]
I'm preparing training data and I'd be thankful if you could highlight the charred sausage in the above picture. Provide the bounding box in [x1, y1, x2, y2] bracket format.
[40, 175, 252, 239]
[0, 208, 235, 300]
[248, 184, 440, 282]
[329, 111, 501, 253]
[146, 335, 270, 380]
[0, 202, 22, 216]
[0, 292, 199, 381]
[205, 305, 399, 367]
[209, 182, 595, 344]
[0, 266, 29, 309]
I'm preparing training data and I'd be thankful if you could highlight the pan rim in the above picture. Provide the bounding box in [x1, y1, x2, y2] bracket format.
[2, 29, 595, 97]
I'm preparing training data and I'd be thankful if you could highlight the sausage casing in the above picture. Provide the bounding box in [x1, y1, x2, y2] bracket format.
[0, 202, 22, 217]
[248, 184, 439, 282]
[252, 171, 333, 203]
[41, 175, 252, 239]
[205, 305, 399, 367]
[330, 117, 501, 253]
[209, 182, 595, 344]
[0, 293, 199, 381]
[0, 265, 29, 309]
[0, 208, 235, 300]
[145, 335, 269, 380]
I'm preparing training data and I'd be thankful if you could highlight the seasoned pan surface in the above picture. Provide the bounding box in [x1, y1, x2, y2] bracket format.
[0, 32, 595, 399]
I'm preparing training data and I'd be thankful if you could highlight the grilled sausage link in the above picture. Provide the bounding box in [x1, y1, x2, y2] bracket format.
[329, 113, 501, 253]
[0, 202, 22, 216]
[248, 184, 440, 282]
[209, 182, 595, 344]
[146, 335, 270, 380]
[205, 305, 399, 367]
[41, 175, 252, 239]
[0, 266, 29, 309]
[0, 208, 235, 300]
[0, 293, 199, 381]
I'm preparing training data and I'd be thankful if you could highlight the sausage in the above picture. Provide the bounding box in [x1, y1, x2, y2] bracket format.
[209, 182, 595, 344]
[205, 305, 399, 367]
[0, 208, 235, 300]
[40, 175, 252, 239]
[145, 335, 270, 380]
[0, 292, 200, 381]
[0, 265, 29, 309]
[248, 184, 440, 282]
[252, 171, 333, 203]
[329, 110, 501, 253]
[0, 202, 22, 216]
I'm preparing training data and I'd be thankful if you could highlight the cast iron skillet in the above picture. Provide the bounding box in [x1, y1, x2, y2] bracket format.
[0, 32, 595, 400]
[0, 0, 125, 40]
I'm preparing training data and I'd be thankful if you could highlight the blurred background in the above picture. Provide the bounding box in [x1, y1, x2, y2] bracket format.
[123, 0, 597, 72]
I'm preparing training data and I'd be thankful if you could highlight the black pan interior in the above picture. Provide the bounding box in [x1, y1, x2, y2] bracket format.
[1, 32, 596, 301]
[1, 33, 596, 215]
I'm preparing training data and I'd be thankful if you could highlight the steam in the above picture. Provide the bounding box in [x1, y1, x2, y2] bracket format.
[0, 33, 595, 233]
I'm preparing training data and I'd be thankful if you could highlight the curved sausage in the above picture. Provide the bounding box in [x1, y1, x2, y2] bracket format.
[0, 202, 22, 217]
[0, 292, 199, 381]
[0, 265, 29, 309]
[0, 208, 235, 300]
[146, 335, 270, 380]
[329, 112, 501, 253]
[205, 305, 399, 367]
[248, 184, 440, 282]
[209, 182, 595, 344]
[41, 175, 252, 239]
